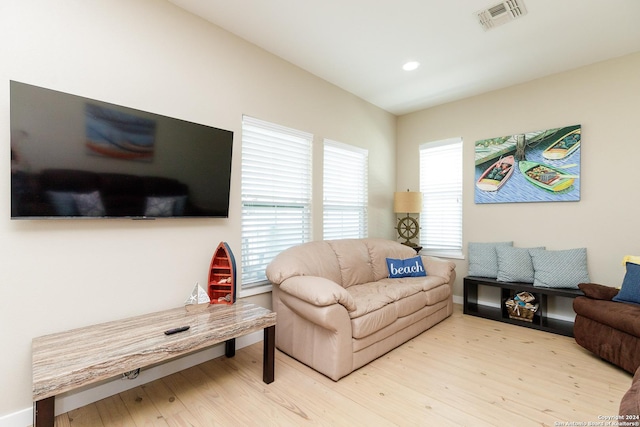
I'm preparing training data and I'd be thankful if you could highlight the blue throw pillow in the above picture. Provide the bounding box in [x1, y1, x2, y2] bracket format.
[386, 256, 427, 278]
[613, 263, 640, 305]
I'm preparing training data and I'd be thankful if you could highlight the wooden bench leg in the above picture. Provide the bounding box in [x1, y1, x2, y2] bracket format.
[34, 396, 54, 427]
[263, 325, 275, 384]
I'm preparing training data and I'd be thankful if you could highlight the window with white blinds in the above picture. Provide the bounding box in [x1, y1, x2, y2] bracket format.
[241, 116, 313, 289]
[419, 137, 463, 258]
[323, 139, 368, 240]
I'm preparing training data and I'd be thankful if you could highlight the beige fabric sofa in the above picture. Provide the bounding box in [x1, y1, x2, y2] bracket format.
[265, 238, 456, 381]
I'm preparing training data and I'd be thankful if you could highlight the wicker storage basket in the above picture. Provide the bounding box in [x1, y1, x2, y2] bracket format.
[505, 292, 539, 322]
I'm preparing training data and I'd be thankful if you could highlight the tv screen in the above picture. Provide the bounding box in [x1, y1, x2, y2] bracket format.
[10, 81, 233, 219]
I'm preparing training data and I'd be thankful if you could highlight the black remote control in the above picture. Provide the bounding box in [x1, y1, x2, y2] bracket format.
[164, 326, 190, 335]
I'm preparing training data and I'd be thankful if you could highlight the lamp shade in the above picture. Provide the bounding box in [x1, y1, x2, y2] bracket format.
[393, 191, 422, 213]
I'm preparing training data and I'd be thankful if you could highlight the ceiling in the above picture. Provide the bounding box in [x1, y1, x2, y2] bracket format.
[167, 0, 640, 115]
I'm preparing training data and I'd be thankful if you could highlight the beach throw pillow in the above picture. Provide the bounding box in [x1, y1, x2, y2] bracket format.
[613, 261, 640, 305]
[468, 241, 513, 278]
[496, 246, 545, 283]
[386, 256, 427, 278]
[530, 248, 589, 289]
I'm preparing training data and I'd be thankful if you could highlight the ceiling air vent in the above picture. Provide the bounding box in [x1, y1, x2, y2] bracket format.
[476, 0, 527, 31]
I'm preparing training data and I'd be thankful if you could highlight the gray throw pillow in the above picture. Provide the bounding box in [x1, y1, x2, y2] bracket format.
[530, 248, 589, 289]
[496, 246, 545, 283]
[468, 241, 513, 278]
[72, 191, 105, 216]
[145, 196, 176, 217]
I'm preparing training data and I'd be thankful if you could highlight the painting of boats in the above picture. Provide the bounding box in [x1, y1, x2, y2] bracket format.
[474, 124, 581, 204]
[518, 160, 576, 193]
[542, 127, 581, 160]
[476, 155, 515, 192]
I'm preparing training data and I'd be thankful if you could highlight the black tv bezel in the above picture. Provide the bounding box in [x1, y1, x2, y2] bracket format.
[10, 80, 234, 220]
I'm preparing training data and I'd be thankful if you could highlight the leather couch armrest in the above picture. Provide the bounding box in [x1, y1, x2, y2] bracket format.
[421, 256, 456, 283]
[279, 276, 356, 312]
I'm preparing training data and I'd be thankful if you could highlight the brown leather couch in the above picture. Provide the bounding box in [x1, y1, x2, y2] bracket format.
[567, 283, 640, 416]
[620, 367, 640, 416]
[266, 238, 456, 381]
[573, 282, 640, 374]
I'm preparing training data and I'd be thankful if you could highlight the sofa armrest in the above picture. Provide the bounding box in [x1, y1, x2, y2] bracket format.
[421, 256, 456, 283]
[279, 276, 356, 312]
[578, 282, 619, 300]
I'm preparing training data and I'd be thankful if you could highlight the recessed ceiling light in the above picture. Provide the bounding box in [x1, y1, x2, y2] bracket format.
[402, 61, 420, 71]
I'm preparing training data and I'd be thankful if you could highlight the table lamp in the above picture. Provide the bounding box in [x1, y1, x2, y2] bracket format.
[393, 190, 422, 250]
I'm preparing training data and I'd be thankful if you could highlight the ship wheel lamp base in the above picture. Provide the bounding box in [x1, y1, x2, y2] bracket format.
[393, 190, 423, 252]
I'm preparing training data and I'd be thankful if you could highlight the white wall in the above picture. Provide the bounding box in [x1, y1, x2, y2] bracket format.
[0, 0, 397, 422]
[398, 52, 640, 299]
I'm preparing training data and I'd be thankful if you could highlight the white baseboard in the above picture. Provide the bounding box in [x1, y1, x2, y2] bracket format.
[1, 331, 262, 427]
[0, 409, 31, 427]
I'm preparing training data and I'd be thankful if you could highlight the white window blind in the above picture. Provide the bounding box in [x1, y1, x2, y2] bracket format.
[419, 138, 463, 258]
[323, 139, 368, 240]
[241, 116, 313, 288]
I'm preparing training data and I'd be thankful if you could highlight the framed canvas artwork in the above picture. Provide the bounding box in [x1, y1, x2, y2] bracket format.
[474, 124, 581, 204]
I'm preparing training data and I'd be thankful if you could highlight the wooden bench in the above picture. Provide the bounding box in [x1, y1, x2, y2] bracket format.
[32, 301, 276, 427]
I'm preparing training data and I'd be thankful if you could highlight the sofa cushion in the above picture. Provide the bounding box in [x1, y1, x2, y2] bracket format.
[347, 281, 422, 319]
[394, 292, 428, 317]
[468, 241, 513, 278]
[350, 303, 398, 339]
[328, 239, 375, 288]
[265, 241, 342, 285]
[613, 262, 640, 305]
[346, 276, 450, 339]
[573, 297, 640, 338]
[366, 239, 417, 281]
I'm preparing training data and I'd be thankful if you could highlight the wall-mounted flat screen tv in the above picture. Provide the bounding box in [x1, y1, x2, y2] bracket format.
[10, 81, 233, 219]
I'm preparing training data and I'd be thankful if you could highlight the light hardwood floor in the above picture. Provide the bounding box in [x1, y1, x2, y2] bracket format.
[50, 305, 632, 426]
